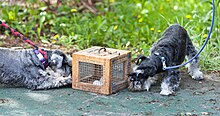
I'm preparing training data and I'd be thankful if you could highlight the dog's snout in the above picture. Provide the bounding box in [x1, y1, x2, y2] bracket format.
[130, 76, 134, 82]
[49, 60, 57, 66]
[52, 59, 56, 63]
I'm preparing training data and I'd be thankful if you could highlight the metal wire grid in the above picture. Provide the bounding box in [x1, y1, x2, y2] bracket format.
[111, 56, 129, 93]
[112, 61, 125, 83]
[79, 62, 103, 84]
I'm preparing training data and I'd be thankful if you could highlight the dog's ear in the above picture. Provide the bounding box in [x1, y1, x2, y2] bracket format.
[53, 50, 65, 57]
[137, 66, 156, 77]
[136, 55, 149, 65]
[60, 53, 72, 66]
[64, 55, 72, 66]
[53, 50, 72, 66]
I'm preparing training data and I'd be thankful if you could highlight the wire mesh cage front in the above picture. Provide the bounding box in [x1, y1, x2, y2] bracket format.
[112, 61, 125, 82]
[111, 56, 128, 93]
[79, 62, 104, 86]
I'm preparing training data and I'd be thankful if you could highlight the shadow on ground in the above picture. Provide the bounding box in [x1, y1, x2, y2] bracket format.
[0, 71, 220, 116]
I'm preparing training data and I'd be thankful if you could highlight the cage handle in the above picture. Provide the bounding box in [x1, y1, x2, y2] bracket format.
[98, 47, 107, 54]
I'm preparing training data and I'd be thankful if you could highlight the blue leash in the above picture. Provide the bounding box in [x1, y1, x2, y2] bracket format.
[163, 0, 215, 70]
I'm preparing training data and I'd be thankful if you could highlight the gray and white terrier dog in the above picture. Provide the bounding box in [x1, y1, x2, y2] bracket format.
[0, 48, 72, 90]
[128, 24, 203, 95]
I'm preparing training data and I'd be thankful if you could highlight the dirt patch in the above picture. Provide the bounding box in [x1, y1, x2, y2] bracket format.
[147, 70, 220, 94]
[181, 71, 220, 90]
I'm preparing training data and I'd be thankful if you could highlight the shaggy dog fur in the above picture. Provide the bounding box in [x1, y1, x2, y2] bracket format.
[128, 24, 203, 95]
[0, 48, 72, 89]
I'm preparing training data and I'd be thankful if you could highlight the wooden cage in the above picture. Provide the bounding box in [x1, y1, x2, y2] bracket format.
[72, 46, 131, 95]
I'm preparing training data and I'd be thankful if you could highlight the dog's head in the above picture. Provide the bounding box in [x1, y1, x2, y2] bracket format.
[128, 55, 156, 91]
[48, 50, 72, 77]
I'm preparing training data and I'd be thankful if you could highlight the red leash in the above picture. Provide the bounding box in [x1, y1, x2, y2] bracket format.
[0, 21, 48, 70]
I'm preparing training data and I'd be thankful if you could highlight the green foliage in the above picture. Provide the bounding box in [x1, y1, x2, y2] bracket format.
[0, 0, 219, 70]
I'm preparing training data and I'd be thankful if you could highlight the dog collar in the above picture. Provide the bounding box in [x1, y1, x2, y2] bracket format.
[34, 49, 48, 70]
[154, 52, 167, 70]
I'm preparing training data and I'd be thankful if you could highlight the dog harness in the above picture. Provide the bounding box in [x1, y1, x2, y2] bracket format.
[0, 21, 48, 70]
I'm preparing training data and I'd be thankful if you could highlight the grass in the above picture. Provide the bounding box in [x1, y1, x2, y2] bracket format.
[0, 0, 219, 71]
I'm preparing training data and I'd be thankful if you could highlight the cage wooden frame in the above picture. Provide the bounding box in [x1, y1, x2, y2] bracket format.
[72, 46, 131, 95]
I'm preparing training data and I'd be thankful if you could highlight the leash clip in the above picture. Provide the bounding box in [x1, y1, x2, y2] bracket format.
[154, 52, 167, 70]
[161, 57, 167, 70]
[34, 49, 47, 70]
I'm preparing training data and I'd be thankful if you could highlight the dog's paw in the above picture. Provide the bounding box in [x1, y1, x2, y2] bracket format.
[192, 70, 203, 80]
[128, 81, 143, 92]
[143, 85, 150, 91]
[143, 81, 151, 91]
[160, 89, 174, 96]
[160, 81, 174, 96]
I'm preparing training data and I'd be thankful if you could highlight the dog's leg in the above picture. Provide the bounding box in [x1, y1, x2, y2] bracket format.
[27, 69, 72, 90]
[35, 76, 72, 90]
[142, 75, 158, 91]
[186, 37, 203, 80]
[160, 70, 180, 96]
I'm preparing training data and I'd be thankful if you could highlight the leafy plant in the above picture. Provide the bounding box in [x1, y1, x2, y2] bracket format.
[0, 0, 219, 70]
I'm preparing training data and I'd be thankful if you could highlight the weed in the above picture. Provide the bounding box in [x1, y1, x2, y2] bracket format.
[0, 0, 219, 70]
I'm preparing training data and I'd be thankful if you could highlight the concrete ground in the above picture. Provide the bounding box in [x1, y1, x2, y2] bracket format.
[0, 71, 220, 116]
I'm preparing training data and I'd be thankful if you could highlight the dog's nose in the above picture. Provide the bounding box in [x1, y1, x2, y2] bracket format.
[130, 77, 134, 82]
[49, 60, 57, 66]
